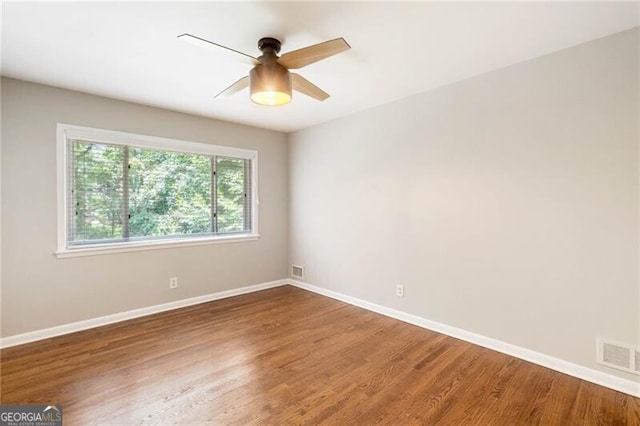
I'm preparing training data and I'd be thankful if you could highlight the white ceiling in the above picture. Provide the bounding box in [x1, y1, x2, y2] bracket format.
[2, 2, 638, 133]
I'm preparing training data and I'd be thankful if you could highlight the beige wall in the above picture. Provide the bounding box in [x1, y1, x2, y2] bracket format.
[289, 29, 639, 381]
[1, 77, 289, 337]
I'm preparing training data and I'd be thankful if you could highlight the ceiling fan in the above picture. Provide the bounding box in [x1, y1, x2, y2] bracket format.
[178, 34, 350, 106]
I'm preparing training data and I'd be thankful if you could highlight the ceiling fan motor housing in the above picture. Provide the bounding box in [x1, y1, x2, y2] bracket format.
[258, 37, 282, 54]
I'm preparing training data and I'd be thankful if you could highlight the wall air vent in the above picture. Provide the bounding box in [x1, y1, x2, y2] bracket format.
[602, 342, 631, 369]
[596, 337, 639, 375]
[291, 265, 304, 280]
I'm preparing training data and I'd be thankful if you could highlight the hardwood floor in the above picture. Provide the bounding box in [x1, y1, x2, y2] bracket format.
[1, 285, 638, 425]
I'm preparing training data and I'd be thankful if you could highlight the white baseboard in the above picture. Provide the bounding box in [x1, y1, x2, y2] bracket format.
[287, 279, 640, 398]
[0, 279, 288, 349]
[4, 277, 638, 398]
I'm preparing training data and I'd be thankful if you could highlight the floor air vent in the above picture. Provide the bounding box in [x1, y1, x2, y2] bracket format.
[596, 337, 639, 375]
[291, 265, 304, 280]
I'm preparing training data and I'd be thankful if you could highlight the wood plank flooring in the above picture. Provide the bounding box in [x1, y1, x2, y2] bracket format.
[1, 285, 638, 425]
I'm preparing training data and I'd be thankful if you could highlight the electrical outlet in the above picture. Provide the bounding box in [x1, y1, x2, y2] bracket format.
[396, 284, 404, 297]
[169, 277, 178, 289]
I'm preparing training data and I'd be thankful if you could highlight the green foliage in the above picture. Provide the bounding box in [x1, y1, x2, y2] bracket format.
[129, 148, 212, 237]
[216, 158, 246, 232]
[71, 142, 125, 241]
[69, 140, 249, 244]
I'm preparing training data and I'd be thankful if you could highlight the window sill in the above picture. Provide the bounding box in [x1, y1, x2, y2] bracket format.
[54, 234, 260, 258]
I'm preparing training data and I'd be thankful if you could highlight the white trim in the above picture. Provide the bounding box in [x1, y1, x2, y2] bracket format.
[0, 279, 287, 349]
[56, 123, 67, 254]
[58, 123, 257, 159]
[55, 234, 260, 258]
[4, 277, 637, 397]
[250, 151, 259, 235]
[287, 279, 640, 398]
[55, 123, 260, 255]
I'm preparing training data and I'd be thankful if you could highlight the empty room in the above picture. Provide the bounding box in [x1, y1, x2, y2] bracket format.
[1, 2, 639, 424]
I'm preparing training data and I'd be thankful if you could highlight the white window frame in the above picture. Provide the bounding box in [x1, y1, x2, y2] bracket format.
[56, 123, 259, 258]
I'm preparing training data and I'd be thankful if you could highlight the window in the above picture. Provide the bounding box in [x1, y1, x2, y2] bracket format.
[57, 124, 258, 257]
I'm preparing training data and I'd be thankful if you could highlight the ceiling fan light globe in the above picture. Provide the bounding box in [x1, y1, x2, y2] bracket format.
[251, 91, 291, 106]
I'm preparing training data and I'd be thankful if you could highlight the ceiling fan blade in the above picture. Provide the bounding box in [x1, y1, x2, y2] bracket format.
[291, 73, 329, 101]
[214, 76, 249, 99]
[278, 38, 350, 70]
[178, 33, 259, 66]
